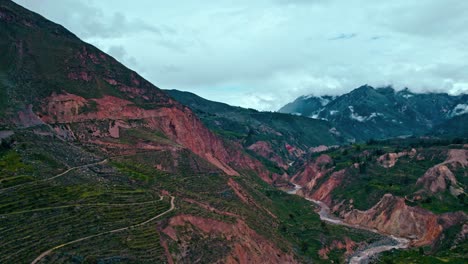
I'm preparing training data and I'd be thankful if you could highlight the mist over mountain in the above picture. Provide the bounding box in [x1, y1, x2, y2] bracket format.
[279, 85, 468, 141]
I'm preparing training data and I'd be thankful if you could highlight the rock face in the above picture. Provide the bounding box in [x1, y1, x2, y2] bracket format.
[247, 141, 288, 170]
[291, 154, 333, 188]
[416, 149, 467, 195]
[417, 165, 458, 193]
[37, 93, 245, 176]
[343, 194, 443, 246]
[377, 149, 417, 168]
[310, 169, 346, 206]
[162, 215, 297, 264]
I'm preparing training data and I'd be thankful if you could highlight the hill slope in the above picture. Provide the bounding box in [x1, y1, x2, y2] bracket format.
[166, 89, 350, 174]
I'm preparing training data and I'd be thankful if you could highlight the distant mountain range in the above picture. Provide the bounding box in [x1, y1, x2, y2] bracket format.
[279, 85, 468, 141]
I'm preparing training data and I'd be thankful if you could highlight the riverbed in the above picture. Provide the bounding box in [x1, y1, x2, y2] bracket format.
[287, 184, 409, 264]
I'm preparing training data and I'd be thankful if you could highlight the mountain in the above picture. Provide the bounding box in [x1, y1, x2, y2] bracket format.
[431, 113, 468, 138]
[279, 85, 468, 141]
[279, 95, 336, 117]
[0, 1, 383, 263]
[165, 89, 350, 174]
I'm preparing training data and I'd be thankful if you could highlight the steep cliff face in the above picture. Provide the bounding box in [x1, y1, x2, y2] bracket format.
[36, 89, 276, 183]
[35, 93, 240, 176]
[342, 194, 443, 246]
[310, 170, 346, 206]
[416, 149, 467, 195]
[291, 154, 333, 188]
[247, 141, 288, 170]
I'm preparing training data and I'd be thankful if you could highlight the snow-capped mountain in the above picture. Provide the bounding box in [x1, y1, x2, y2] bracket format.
[279, 85, 467, 140]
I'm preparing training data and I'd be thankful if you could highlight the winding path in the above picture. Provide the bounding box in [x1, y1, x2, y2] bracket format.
[0, 159, 108, 193]
[287, 184, 409, 264]
[0, 196, 164, 217]
[0, 152, 159, 193]
[31, 196, 175, 264]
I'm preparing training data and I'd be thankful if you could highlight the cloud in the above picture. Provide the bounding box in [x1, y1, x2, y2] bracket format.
[107, 45, 138, 68]
[329, 33, 357, 40]
[14, 0, 468, 111]
[14, 0, 161, 39]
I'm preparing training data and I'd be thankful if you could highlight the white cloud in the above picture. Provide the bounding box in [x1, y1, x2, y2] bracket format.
[348, 106, 384, 122]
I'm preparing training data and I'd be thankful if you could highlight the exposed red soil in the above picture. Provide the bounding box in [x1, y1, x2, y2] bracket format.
[162, 214, 296, 264]
[318, 237, 357, 260]
[36, 93, 274, 181]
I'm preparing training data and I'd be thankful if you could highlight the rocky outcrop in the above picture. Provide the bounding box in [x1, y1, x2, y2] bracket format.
[293, 148, 468, 248]
[247, 141, 288, 169]
[445, 148, 468, 167]
[342, 194, 443, 246]
[310, 169, 346, 206]
[161, 215, 296, 264]
[291, 154, 333, 189]
[417, 165, 459, 193]
[377, 148, 417, 168]
[416, 149, 467, 195]
[14, 104, 45, 128]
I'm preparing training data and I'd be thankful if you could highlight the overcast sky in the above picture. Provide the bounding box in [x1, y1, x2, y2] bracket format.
[14, 0, 468, 110]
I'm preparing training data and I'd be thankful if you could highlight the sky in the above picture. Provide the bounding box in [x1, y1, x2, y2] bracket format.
[14, 0, 468, 111]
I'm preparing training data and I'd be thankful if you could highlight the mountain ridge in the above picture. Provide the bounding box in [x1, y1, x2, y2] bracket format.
[279, 85, 467, 141]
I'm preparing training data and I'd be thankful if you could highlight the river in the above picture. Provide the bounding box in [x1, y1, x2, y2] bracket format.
[287, 184, 409, 264]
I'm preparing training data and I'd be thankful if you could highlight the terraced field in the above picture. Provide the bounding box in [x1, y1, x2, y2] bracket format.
[0, 151, 171, 263]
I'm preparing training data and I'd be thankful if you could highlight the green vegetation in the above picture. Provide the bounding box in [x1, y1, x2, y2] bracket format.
[0, 128, 382, 263]
[77, 100, 98, 114]
[311, 141, 467, 213]
[0, 149, 34, 187]
[278, 85, 468, 141]
[234, 172, 382, 263]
